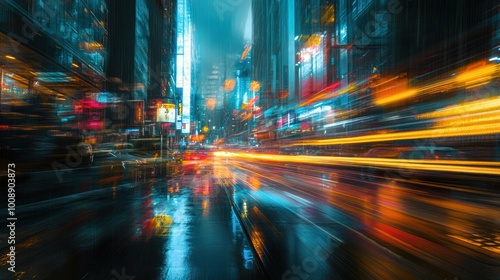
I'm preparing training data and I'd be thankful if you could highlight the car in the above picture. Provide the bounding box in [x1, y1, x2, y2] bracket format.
[74, 142, 94, 165]
[48, 142, 94, 168]
[397, 146, 463, 160]
[357, 146, 463, 181]
[152, 144, 183, 161]
[94, 142, 135, 159]
[183, 148, 210, 161]
[93, 149, 148, 182]
[127, 139, 182, 162]
[357, 146, 412, 158]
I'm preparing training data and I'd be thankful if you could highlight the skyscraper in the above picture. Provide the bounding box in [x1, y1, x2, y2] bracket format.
[0, 0, 108, 102]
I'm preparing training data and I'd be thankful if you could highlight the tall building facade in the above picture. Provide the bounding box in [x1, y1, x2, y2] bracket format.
[147, 0, 176, 101]
[200, 63, 229, 142]
[106, 0, 144, 99]
[176, 0, 192, 135]
[0, 0, 108, 104]
[333, 0, 500, 119]
[251, 0, 500, 142]
[134, 0, 149, 101]
[162, 0, 177, 101]
[251, 0, 337, 141]
[106, 0, 176, 136]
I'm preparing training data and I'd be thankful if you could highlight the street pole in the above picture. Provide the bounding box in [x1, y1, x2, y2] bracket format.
[160, 122, 163, 177]
[0, 68, 3, 110]
[252, 86, 255, 144]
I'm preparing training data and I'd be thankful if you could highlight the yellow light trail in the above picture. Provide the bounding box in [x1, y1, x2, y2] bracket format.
[455, 63, 497, 83]
[374, 63, 500, 106]
[299, 84, 357, 107]
[418, 96, 500, 119]
[433, 110, 500, 128]
[214, 152, 500, 176]
[374, 89, 418, 106]
[278, 121, 500, 146]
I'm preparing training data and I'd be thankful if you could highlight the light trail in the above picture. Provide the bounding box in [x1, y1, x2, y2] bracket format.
[214, 152, 500, 176]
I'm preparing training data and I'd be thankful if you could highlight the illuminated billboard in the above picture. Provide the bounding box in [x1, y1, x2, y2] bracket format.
[177, 0, 191, 134]
[129, 100, 144, 125]
[156, 103, 176, 123]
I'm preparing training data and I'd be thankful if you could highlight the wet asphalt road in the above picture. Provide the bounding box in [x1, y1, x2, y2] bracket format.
[1, 157, 499, 279]
[215, 158, 500, 280]
[0, 161, 266, 279]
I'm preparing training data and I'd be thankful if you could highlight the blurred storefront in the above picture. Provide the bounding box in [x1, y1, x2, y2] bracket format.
[0, 0, 108, 127]
[0, 0, 109, 174]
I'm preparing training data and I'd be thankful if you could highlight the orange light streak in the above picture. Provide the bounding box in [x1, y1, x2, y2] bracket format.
[214, 152, 500, 175]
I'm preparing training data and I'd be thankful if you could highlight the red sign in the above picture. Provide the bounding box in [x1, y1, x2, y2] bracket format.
[132, 101, 144, 124]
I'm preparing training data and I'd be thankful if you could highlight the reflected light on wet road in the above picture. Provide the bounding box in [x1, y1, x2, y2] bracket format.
[215, 156, 500, 279]
[215, 151, 500, 175]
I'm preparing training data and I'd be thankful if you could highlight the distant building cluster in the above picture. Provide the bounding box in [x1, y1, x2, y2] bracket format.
[1, 0, 499, 149]
[243, 0, 500, 145]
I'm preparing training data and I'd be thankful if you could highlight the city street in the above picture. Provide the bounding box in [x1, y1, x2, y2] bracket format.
[0, 160, 266, 279]
[219, 158, 500, 279]
[2, 1, 500, 279]
[1, 157, 499, 279]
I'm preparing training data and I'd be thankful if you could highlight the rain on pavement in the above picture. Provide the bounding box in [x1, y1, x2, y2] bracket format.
[0, 160, 266, 279]
[1, 155, 499, 279]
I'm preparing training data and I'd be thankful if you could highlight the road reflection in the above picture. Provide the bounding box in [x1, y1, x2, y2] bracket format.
[0, 162, 266, 279]
[216, 158, 500, 279]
